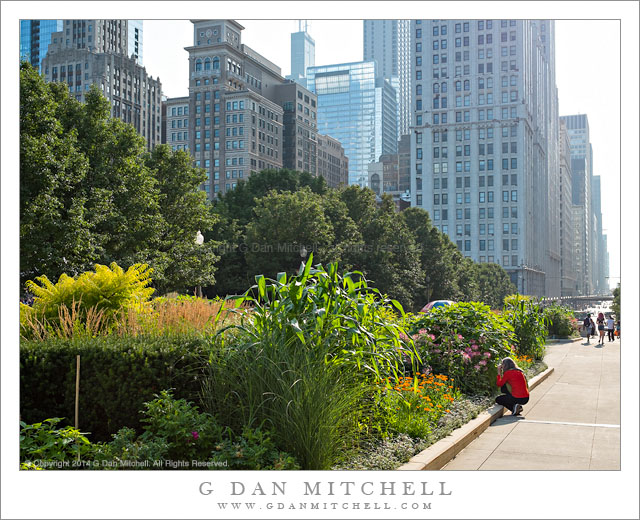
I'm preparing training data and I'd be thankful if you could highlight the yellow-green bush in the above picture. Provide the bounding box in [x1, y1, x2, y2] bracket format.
[21, 263, 154, 339]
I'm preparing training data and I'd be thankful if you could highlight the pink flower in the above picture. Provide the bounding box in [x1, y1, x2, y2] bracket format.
[458, 334, 464, 340]
[471, 344, 479, 351]
[479, 360, 487, 366]
[419, 329, 428, 335]
[462, 352, 471, 362]
[191, 431, 199, 440]
[399, 333, 409, 341]
[432, 349, 441, 354]
[429, 334, 436, 341]
[484, 352, 491, 358]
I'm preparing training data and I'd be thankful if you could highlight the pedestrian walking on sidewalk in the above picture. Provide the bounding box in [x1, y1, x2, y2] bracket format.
[495, 357, 529, 416]
[616, 319, 621, 340]
[583, 314, 593, 343]
[596, 312, 606, 345]
[607, 315, 615, 342]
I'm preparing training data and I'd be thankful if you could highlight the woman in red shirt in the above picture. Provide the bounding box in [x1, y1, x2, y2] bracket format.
[495, 357, 529, 416]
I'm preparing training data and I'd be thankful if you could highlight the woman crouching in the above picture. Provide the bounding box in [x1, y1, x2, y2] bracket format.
[495, 357, 529, 416]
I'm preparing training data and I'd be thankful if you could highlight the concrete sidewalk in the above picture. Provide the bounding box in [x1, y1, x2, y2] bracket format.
[442, 337, 620, 470]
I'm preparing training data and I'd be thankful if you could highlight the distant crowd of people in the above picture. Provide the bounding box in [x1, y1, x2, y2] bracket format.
[583, 313, 620, 345]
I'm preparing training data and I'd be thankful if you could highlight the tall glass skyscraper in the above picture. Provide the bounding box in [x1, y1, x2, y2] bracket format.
[307, 61, 397, 187]
[127, 20, 143, 64]
[364, 20, 412, 140]
[20, 19, 63, 71]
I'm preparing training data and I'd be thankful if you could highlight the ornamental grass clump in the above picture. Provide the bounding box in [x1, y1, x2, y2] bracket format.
[200, 255, 419, 470]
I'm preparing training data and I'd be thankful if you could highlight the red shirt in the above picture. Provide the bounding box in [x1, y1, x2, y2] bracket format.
[496, 369, 529, 398]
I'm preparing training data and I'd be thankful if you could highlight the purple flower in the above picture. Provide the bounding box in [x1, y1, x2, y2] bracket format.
[191, 431, 199, 440]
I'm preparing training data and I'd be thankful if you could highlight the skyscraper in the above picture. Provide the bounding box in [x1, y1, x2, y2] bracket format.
[558, 119, 577, 296]
[41, 20, 162, 150]
[20, 19, 63, 71]
[561, 114, 593, 295]
[307, 60, 397, 187]
[363, 19, 412, 140]
[410, 19, 561, 296]
[287, 21, 314, 88]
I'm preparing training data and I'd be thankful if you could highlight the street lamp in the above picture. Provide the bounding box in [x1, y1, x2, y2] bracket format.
[195, 231, 204, 298]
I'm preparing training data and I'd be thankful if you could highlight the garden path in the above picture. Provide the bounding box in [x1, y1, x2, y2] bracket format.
[441, 337, 621, 470]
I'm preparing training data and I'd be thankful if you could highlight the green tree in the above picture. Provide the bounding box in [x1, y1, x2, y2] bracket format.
[207, 169, 328, 296]
[245, 188, 336, 278]
[20, 62, 96, 285]
[401, 207, 461, 304]
[20, 63, 218, 294]
[611, 283, 620, 319]
[340, 190, 423, 310]
[475, 262, 518, 309]
[142, 145, 219, 293]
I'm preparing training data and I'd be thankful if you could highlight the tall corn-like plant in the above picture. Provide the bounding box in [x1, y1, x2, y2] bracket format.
[201, 255, 418, 469]
[502, 294, 550, 360]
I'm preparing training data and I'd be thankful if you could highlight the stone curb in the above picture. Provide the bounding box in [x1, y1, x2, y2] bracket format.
[546, 336, 584, 344]
[396, 366, 555, 471]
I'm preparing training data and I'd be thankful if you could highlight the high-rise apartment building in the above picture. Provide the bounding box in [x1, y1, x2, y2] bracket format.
[307, 60, 397, 187]
[287, 22, 314, 88]
[561, 113, 594, 295]
[364, 20, 412, 140]
[558, 120, 577, 296]
[42, 19, 161, 150]
[20, 20, 63, 71]
[410, 19, 561, 296]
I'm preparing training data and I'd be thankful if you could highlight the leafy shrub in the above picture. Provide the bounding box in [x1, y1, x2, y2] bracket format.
[408, 302, 515, 395]
[20, 335, 210, 441]
[21, 263, 154, 339]
[20, 418, 94, 468]
[503, 295, 550, 360]
[545, 305, 576, 337]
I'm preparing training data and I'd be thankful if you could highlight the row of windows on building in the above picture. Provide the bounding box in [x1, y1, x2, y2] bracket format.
[431, 190, 519, 205]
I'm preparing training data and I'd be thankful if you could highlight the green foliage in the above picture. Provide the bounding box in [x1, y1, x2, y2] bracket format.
[502, 295, 550, 360]
[409, 302, 515, 395]
[20, 62, 217, 293]
[372, 374, 462, 439]
[20, 418, 94, 467]
[22, 262, 154, 336]
[20, 335, 210, 441]
[474, 263, 518, 309]
[611, 283, 620, 319]
[244, 188, 337, 277]
[545, 305, 576, 337]
[20, 62, 95, 284]
[138, 390, 226, 461]
[201, 256, 415, 469]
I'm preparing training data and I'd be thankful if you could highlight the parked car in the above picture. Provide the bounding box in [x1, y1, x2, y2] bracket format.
[419, 300, 455, 313]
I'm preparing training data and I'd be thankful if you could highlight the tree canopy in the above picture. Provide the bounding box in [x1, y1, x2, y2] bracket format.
[20, 62, 217, 293]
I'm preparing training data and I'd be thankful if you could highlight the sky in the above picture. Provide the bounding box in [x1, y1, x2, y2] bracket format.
[143, 17, 621, 288]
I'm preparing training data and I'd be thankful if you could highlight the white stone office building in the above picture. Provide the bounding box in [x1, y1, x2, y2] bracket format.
[558, 120, 578, 296]
[409, 19, 561, 296]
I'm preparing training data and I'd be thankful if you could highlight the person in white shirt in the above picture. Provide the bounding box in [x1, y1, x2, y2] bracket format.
[606, 315, 616, 342]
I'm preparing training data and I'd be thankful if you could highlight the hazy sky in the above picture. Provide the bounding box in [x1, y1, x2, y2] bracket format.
[143, 18, 621, 287]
